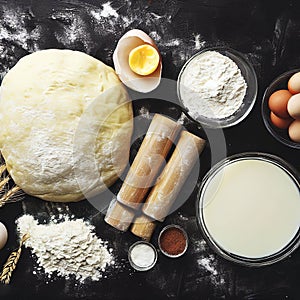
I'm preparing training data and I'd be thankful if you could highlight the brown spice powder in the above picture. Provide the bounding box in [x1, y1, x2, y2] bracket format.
[159, 227, 187, 256]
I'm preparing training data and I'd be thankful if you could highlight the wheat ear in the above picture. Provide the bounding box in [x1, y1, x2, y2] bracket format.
[0, 160, 24, 208]
[0, 233, 30, 284]
[0, 186, 23, 208]
[0, 164, 8, 191]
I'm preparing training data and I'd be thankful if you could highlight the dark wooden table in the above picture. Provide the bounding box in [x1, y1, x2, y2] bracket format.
[0, 0, 300, 299]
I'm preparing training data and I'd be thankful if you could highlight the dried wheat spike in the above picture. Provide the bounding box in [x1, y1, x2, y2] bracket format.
[0, 233, 30, 284]
[0, 164, 6, 175]
[0, 186, 24, 208]
[0, 163, 8, 191]
[0, 159, 24, 208]
[0, 162, 8, 192]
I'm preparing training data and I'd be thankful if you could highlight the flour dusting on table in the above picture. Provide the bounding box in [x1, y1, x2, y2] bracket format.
[0, 6, 42, 79]
[50, 9, 95, 52]
[0, 0, 206, 80]
[198, 255, 218, 276]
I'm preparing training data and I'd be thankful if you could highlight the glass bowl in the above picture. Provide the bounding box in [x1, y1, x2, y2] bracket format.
[128, 241, 157, 271]
[158, 225, 189, 258]
[177, 47, 258, 128]
[261, 69, 300, 149]
[196, 152, 300, 267]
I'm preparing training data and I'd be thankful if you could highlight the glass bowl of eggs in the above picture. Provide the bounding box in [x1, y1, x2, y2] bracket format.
[262, 69, 300, 149]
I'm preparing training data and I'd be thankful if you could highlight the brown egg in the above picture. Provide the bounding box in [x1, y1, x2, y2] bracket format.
[270, 112, 293, 129]
[288, 72, 300, 94]
[287, 93, 300, 120]
[268, 90, 292, 118]
[288, 120, 300, 142]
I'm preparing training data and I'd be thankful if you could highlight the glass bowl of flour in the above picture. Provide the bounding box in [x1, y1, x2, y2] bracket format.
[177, 47, 257, 128]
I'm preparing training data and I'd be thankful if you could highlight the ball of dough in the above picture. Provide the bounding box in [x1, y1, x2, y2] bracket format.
[0, 49, 133, 202]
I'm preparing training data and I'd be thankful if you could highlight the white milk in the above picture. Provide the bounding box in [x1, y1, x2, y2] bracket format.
[202, 158, 300, 258]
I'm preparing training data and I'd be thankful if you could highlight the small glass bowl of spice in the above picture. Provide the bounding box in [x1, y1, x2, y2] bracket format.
[128, 241, 158, 271]
[158, 225, 188, 258]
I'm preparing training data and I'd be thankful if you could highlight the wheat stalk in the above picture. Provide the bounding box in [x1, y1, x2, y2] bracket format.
[0, 159, 24, 208]
[0, 233, 30, 284]
[0, 176, 9, 190]
[0, 186, 23, 208]
[0, 164, 6, 175]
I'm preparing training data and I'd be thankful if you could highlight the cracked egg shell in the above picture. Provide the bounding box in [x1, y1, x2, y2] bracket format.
[113, 29, 162, 93]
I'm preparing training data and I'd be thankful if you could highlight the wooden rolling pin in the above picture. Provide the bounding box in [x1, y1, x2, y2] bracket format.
[104, 198, 135, 231]
[143, 130, 206, 221]
[117, 114, 181, 209]
[131, 214, 157, 242]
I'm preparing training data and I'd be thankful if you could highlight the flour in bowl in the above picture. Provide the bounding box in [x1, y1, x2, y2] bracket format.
[179, 51, 247, 119]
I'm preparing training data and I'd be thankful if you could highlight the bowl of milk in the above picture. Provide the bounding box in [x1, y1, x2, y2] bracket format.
[196, 152, 300, 267]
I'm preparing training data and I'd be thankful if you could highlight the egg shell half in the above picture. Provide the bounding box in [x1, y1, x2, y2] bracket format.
[288, 72, 300, 94]
[288, 119, 300, 143]
[0, 222, 8, 250]
[287, 93, 300, 120]
[113, 29, 162, 93]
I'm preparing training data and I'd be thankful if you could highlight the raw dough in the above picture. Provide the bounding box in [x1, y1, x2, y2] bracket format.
[0, 49, 133, 202]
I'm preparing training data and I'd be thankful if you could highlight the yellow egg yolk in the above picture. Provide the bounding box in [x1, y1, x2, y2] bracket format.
[128, 44, 160, 76]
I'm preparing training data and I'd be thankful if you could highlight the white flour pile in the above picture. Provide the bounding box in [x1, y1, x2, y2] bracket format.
[180, 51, 247, 119]
[17, 215, 114, 282]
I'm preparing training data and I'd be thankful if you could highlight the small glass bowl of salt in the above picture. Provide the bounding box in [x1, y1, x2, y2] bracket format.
[128, 241, 158, 271]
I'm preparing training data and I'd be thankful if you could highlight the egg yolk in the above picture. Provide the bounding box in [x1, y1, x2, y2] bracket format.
[129, 45, 160, 76]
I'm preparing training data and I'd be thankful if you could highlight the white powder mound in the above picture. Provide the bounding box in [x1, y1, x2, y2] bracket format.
[17, 215, 114, 282]
[180, 51, 247, 119]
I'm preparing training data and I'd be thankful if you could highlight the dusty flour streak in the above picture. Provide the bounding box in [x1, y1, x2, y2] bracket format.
[51, 11, 93, 52]
[0, 6, 42, 79]
[149, 31, 161, 42]
[99, 2, 119, 18]
[197, 255, 218, 276]
[148, 31, 206, 67]
[194, 34, 206, 50]
[88, 1, 206, 66]
[190, 236, 226, 287]
[90, 1, 119, 21]
[0, 1, 207, 79]
[138, 106, 151, 119]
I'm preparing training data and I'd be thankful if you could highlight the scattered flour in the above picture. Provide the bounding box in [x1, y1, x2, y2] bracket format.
[149, 31, 206, 66]
[138, 106, 152, 119]
[51, 10, 93, 52]
[90, 1, 206, 65]
[91, 2, 119, 19]
[0, 7, 41, 49]
[177, 211, 189, 221]
[0, 6, 42, 79]
[191, 238, 227, 288]
[197, 255, 218, 276]
[17, 215, 114, 282]
[177, 112, 189, 125]
[192, 239, 209, 253]
[0, 1, 206, 78]
[194, 34, 206, 50]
